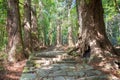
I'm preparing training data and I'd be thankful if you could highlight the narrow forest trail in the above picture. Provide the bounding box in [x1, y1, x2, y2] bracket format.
[20, 47, 120, 80]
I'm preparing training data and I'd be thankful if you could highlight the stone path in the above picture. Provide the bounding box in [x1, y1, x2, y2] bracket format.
[20, 50, 119, 80]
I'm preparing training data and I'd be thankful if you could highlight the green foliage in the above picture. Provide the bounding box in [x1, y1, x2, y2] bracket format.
[0, 0, 7, 24]
[105, 14, 120, 45]
[36, 0, 78, 46]
[85, 0, 90, 4]
[23, 67, 30, 72]
[0, 25, 7, 51]
[102, 0, 120, 45]
[117, 37, 120, 44]
[0, 0, 7, 51]
[0, 51, 7, 60]
[26, 60, 35, 67]
[102, 0, 117, 21]
[102, 0, 120, 21]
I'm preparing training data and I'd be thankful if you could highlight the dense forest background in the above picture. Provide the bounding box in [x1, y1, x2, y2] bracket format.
[0, 0, 119, 61]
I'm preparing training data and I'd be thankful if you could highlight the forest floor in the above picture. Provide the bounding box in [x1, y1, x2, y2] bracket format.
[0, 60, 27, 80]
[0, 46, 120, 80]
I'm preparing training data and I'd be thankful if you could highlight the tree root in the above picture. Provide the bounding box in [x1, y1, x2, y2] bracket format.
[67, 47, 79, 55]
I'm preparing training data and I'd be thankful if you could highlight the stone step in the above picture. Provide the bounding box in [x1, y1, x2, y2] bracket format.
[35, 54, 57, 58]
[76, 75, 110, 80]
[21, 51, 80, 80]
[20, 73, 36, 80]
[30, 57, 42, 60]
[35, 51, 65, 56]
[35, 69, 104, 78]
[30, 55, 70, 65]
[62, 58, 76, 61]
[32, 57, 63, 64]
[21, 50, 120, 80]
[56, 61, 78, 64]
[31, 54, 69, 62]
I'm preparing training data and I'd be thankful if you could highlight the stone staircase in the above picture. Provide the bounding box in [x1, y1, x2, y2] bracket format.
[20, 50, 119, 80]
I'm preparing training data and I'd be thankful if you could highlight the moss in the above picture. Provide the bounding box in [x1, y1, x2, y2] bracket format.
[117, 70, 120, 75]
[0, 66, 4, 71]
[68, 52, 79, 57]
[85, 0, 90, 5]
[23, 67, 29, 72]
[16, 45, 23, 53]
[26, 60, 35, 67]
[35, 64, 41, 68]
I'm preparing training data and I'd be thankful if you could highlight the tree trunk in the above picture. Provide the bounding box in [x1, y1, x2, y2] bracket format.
[76, 0, 118, 63]
[31, 5, 40, 50]
[56, 25, 62, 47]
[24, 0, 32, 57]
[6, 0, 25, 62]
[43, 26, 47, 47]
[68, 26, 74, 47]
[67, 8, 74, 47]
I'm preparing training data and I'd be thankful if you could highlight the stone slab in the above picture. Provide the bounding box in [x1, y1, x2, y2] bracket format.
[20, 73, 36, 80]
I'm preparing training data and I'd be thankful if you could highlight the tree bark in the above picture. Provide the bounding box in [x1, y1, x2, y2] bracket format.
[56, 25, 62, 47]
[31, 5, 40, 50]
[67, 8, 74, 47]
[24, 0, 32, 57]
[68, 26, 74, 47]
[6, 0, 25, 62]
[76, 0, 118, 63]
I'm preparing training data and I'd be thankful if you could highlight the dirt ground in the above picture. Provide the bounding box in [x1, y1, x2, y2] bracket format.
[0, 60, 26, 80]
